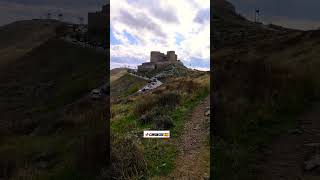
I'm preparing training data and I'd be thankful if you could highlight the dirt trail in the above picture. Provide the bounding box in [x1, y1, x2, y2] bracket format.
[165, 96, 210, 179]
[257, 102, 320, 180]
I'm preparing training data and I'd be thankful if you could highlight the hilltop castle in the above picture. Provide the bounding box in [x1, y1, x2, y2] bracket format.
[138, 51, 183, 71]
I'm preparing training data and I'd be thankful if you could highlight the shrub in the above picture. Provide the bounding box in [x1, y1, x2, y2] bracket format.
[169, 79, 200, 94]
[138, 106, 167, 124]
[154, 115, 174, 130]
[74, 131, 108, 178]
[133, 96, 156, 117]
[110, 135, 147, 179]
[134, 93, 180, 121]
[157, 93, 181, 108]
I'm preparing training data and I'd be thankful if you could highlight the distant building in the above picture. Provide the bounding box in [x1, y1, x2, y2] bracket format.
[138, 51, 183, 71]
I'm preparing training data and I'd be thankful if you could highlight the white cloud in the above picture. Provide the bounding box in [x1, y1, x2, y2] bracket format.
[110, 0, 210, 70]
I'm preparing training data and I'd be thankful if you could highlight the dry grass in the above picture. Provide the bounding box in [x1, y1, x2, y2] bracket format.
[0, 33, 107, 179]
[0, 20, 60, 67]
[110, 135, 147, 179]
[110, 68, 128, 84]
[213, 29, 320, 180]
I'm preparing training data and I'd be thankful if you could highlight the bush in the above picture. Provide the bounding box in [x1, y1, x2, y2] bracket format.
[110, 135, 147, 179]
[133, 96, 156, 117]
[157, 93, 181, 108]
[166, 79, 200, 94]
[138, 106, 167, 124]
[74, 131, 108, 178]
[134, 93, 180, 117]
[154, 115, 174, 130]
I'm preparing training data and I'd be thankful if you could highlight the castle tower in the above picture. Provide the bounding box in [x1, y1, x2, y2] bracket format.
[150, 51, 160, 63]
[167, 51, 177, 62]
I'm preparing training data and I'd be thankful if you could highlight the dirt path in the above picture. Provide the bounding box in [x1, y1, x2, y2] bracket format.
[165, 96, 210, 179]
[257, 102, 320, 180]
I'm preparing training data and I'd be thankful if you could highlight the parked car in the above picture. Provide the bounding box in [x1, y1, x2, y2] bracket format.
[148, 78, 157, 83]
[90, 88, 102, 99]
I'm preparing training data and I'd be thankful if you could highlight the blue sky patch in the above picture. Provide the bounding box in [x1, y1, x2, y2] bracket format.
[110, 28, 122, 45]
[175, 33, 184, 45]
[123, 30, 138, 45]
[187, 57, 210, 68]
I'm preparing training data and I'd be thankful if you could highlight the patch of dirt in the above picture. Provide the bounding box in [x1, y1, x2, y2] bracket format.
[166, 96, 210, 179]
[257, 102, 320, 180]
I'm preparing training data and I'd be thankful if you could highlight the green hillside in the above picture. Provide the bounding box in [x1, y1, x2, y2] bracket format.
[213, 1, 320, 180]
[110, 65, 210, 179]
[0, 30, 108, 179]
[0, 20, 61, 66]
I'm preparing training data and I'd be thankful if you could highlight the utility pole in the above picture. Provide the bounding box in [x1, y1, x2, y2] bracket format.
[254, 8, 260, 23]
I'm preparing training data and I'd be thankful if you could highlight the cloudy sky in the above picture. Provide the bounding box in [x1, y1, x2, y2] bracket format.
[0, 0, 106, 26]
[110, 0, 210, 70]
[228, 0, 320, 30]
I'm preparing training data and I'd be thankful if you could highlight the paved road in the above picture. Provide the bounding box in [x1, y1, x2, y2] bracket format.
[127, 72, 163, 93]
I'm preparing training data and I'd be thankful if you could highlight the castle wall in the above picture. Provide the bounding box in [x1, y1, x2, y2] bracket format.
[150, 51, 166, 63]
[138, 51, 181, 72]
[138, 62, 156, 70]
[155, 61, 173, 68]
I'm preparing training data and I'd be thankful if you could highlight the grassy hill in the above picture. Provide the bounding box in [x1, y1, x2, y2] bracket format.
[0, 20, 62, 66]
[110, 65, 209, 179]
[0, 21, 108, 179]
[110, 72, 148, 102]
[213, 1, 320, 179]
[110, 68, 129, 83]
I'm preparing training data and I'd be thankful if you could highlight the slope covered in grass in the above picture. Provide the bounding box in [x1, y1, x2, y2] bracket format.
[0, 20, 61, 66]
[213, 1, 320, 179]
[110, 68, 129, 83]
[110, 72, 148, 101]
[110, 65, 210, 179]
[0, 36, 108, 179]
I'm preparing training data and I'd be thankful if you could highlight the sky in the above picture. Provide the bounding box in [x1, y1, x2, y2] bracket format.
[110, 0, 210, 71]
[0, 0, 107, 26]
[228, 0, 320, 30]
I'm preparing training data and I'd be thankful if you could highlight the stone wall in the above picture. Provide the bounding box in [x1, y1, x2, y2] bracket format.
[138, 51, 180, 72]
[155, 61, 173, 69]
[151, 51, 178, 62]
[150, 51, 166, 63]
[138, 62, 156, 70]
